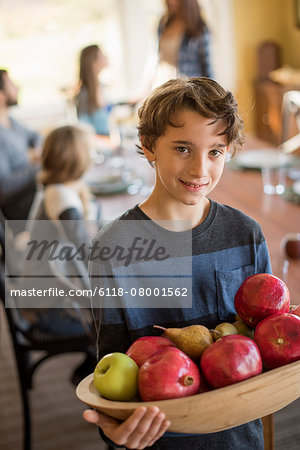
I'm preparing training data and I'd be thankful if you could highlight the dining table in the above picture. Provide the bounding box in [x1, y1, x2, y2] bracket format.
[95, 135, 300, 306]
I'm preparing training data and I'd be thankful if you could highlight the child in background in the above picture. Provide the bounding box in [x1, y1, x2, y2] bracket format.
[84, 78, 271, 449]
[23, 124, 100, 336]
[76, 44, 110, 136]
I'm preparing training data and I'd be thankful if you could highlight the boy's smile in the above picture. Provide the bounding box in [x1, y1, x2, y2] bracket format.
[141, 108, 228, 223]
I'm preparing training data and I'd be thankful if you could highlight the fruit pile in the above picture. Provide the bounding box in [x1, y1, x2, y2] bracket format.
[93, 273, 300, 402]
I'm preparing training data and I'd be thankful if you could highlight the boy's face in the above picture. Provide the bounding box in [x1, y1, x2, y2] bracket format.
[143, 108, 228, 208]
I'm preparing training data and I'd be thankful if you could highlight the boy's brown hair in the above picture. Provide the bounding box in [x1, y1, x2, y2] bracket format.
[138, 77, 244, 155]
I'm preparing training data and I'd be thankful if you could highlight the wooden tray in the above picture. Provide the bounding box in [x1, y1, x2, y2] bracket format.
[76, 360, 300, 434]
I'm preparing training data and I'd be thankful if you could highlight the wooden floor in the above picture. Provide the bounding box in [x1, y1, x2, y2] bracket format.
[0, 304, 299, 450]
[0, 306, 107, 450]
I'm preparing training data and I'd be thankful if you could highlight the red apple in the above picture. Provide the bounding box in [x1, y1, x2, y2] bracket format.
[126, 336, 174, 367]
[282, 233, 300, 259]
[234, 273, 290, 327]
[138, 347, 204, 401]
[254, 313, 300, 369]
[200, 335, 262, 388]
[290, 305, 300, 317]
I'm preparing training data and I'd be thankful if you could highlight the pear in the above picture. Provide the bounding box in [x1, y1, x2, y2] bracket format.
[153, 324, 213, 361]
[233, 320, 254, 339]
[210, 323, 238, 341]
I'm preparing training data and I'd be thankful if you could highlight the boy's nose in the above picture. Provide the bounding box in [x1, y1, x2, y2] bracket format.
[188, 155, 207, 178]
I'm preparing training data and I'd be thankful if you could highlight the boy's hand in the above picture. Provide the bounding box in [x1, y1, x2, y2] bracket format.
[83, 406, 170, 449]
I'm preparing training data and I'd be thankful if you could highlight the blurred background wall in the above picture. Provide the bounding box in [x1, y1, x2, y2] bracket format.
[0, 0, 299, 137]
[232, 0, 300, 133]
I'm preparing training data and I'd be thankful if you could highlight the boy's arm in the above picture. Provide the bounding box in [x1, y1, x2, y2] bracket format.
[87, 250, 171, 448]
[257, 240, 272, 275]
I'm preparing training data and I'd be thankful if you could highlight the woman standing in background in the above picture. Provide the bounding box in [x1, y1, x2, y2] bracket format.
[76, 45, 110, 136]
[158, 0, 213, 78]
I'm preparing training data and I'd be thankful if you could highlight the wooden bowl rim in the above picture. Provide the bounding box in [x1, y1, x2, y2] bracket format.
[76, 359, 300, 411]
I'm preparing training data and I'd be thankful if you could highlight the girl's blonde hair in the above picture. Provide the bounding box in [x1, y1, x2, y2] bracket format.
[39, 125, 91, 186]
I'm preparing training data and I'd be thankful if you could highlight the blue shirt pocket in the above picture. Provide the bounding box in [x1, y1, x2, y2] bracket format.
[216, 264, 255, 321]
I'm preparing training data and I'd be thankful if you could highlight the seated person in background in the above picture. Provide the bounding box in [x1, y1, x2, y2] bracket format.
[0, 69, 41, 220]
[23, 124, 100, 337]
[75, 45, 110, 136]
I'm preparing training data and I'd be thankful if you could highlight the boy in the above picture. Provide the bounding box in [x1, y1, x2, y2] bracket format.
[84, 78, 271, 449]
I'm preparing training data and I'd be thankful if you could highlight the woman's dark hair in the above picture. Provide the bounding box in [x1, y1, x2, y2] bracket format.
[163, 0, 208, 37]
[79, 45, 101, 113]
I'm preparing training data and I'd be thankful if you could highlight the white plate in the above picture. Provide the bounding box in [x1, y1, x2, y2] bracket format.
[85, 167, 138, 195]
[293, 180, 300, 196]
[88, 173, 131, 195]
[89, 179, 130, 195]
[234, 149, 292, 169]
[84, 166, 123, 184]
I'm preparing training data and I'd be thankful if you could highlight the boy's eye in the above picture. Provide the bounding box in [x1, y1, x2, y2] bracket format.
[176, 146, 189, 154]
[209, 149, 223, 157]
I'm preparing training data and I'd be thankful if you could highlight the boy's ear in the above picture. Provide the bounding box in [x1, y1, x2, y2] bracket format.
[140, 137, 155, 162]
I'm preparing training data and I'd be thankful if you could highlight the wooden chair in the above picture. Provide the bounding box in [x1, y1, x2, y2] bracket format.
[262, 415, 274, 450]
[0, 211, 96, 450]
[280, 90, 300, 153]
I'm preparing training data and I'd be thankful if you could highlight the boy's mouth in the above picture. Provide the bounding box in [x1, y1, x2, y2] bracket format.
[179, 179, 208, 191]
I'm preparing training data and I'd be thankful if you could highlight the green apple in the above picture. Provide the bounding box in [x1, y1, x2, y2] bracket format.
[93, 352, 139, 401]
